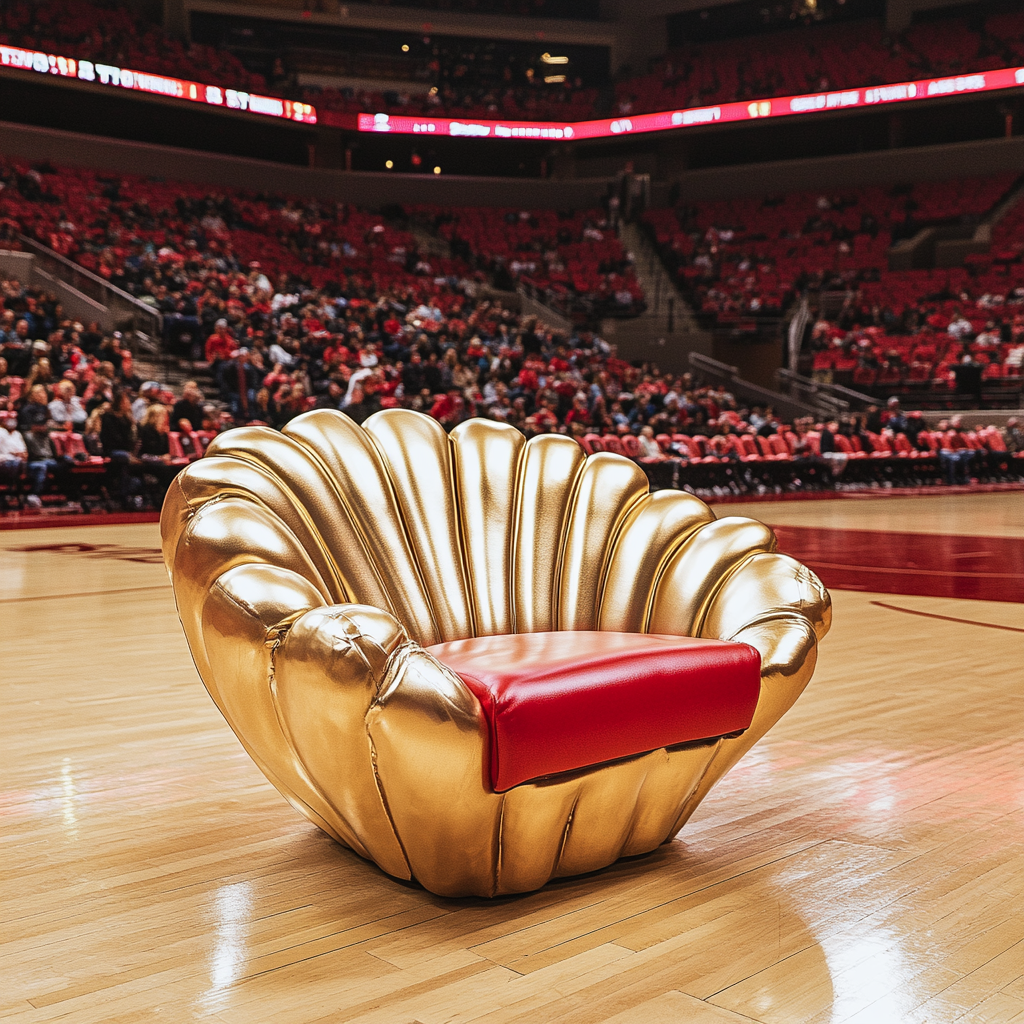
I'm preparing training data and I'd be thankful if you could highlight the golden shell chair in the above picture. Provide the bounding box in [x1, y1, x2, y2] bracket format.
[162, 409, 831, 897]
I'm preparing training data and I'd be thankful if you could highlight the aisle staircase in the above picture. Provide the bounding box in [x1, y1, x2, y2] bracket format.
[601, 221, 711, 371]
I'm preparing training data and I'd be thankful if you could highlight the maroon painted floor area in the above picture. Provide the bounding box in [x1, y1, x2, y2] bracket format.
[773, 525, 1024, 602]
[0, 511, 161, 530]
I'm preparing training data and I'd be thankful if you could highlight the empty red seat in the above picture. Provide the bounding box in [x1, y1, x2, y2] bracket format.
[427, 631, 761, 792]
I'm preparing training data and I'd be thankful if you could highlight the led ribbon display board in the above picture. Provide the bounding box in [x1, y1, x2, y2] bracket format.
[0, 44, 317, 124]
[357, 66, 1024, 141]
[3, 39, 1020, 138]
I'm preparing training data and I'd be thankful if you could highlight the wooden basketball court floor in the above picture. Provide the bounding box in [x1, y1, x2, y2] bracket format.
[2, 492, 1022, 1024]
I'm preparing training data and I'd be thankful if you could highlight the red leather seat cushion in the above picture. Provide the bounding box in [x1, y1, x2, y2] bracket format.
[425, 631, 761, 792]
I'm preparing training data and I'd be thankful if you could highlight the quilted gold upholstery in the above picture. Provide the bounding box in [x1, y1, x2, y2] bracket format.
[161, 409, 831, 897]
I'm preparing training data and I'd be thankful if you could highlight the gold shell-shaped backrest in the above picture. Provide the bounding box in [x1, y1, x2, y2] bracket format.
[163, 408, 770, 645]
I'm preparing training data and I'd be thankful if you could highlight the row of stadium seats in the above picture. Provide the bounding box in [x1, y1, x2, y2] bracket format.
[578, 427, 1024, 494]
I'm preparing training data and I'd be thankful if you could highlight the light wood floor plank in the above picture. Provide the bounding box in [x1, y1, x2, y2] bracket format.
[2, 499, 1021, 1023]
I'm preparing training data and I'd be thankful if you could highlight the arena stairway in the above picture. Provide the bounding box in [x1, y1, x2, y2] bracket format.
[600, 220, 712, 371]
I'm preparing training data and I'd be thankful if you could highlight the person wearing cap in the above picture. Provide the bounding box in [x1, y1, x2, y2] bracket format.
[131, 381, 162, 423]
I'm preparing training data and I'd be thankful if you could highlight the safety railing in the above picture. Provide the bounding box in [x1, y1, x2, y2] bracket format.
[17, 233, 163, 340]
[688, 352, 820, 421]
[776, 367, 876, 413]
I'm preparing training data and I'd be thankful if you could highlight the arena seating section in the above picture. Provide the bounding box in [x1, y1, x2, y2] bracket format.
[0, 0, 265, 94]
[6, 1, 1024, 123]
[644, 174, 1024, 402]
[414, 206, 646, 321]
[614, 11, 1024, 115]
[0, 161, 637, 323]
[1, 151, 1022, 515]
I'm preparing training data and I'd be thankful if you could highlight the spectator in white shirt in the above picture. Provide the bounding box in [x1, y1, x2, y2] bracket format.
[947, 314, 973, 339]
[48, 380, 87, 431]
[0, 412, 27, 493]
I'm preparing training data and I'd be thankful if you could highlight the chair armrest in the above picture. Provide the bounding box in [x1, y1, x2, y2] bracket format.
[198, 560, 425, 881]
[663, 551, 831, 833]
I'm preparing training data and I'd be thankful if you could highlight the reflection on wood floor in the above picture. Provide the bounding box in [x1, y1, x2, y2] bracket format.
[2, 495, 1023, 1023]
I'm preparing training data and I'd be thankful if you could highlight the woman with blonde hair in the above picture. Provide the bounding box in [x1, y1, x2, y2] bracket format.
[24, 357, 54, 392]
[83, 403, 107, 457]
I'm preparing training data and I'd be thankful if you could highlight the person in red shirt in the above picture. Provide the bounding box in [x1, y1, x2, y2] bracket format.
[204, 319, 235, 367]
[938, 416, 974, 485]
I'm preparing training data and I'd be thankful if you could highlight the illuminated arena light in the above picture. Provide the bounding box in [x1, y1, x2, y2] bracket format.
[355, 66, 1024, 140]
[0, 44, 317, 124]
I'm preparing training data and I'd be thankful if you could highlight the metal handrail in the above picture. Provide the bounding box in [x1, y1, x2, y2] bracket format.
[688, 351, 820, 419]
[689, 352, 739, 378]
[777, 367, 875, 411]
[17, 233, 163, 337]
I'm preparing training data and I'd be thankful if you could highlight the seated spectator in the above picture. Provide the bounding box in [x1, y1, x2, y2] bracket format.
[637, 425, 664, 459]
[100, 389, 142, 509]
[342, 384, 379, 426]
[1004, 417, 1024, 453]
[205, 319, 236, 368]
[0, 411, 27, 488]
[171, 380, 206, 433]
[938, 415, 974, 485]
[132, 381, 162, 423]
[138, 404, 182, 506]
[218, 349, 261, 419]
[22, 416, 62, 508]
[819, 420, 848, 479]
[18, 384, 51, 432]
[3, 319, 33, 377]
[48, 379, 87, 432]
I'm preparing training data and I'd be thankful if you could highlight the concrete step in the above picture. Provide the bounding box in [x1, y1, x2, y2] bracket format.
[618, 221, 700, 334]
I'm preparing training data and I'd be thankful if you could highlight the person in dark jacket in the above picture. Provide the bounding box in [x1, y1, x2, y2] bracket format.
[100, 388, 141, 507]
[138, 403, 182, 506]
[218, 349, 261, 420]
[170, 380, 205, 432]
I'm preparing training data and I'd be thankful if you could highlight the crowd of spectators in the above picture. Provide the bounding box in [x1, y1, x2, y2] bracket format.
[7, 0, 1024, 125]
[2, 259, 1021, 514]
[0, 152, 1021, 514]
[0, 159, 637, 329]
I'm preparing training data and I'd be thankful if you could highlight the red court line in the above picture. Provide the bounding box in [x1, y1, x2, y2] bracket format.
[870, 601, 1024, 633]
[0, 512, 161, 530]
[772, 526, 1024, 602]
